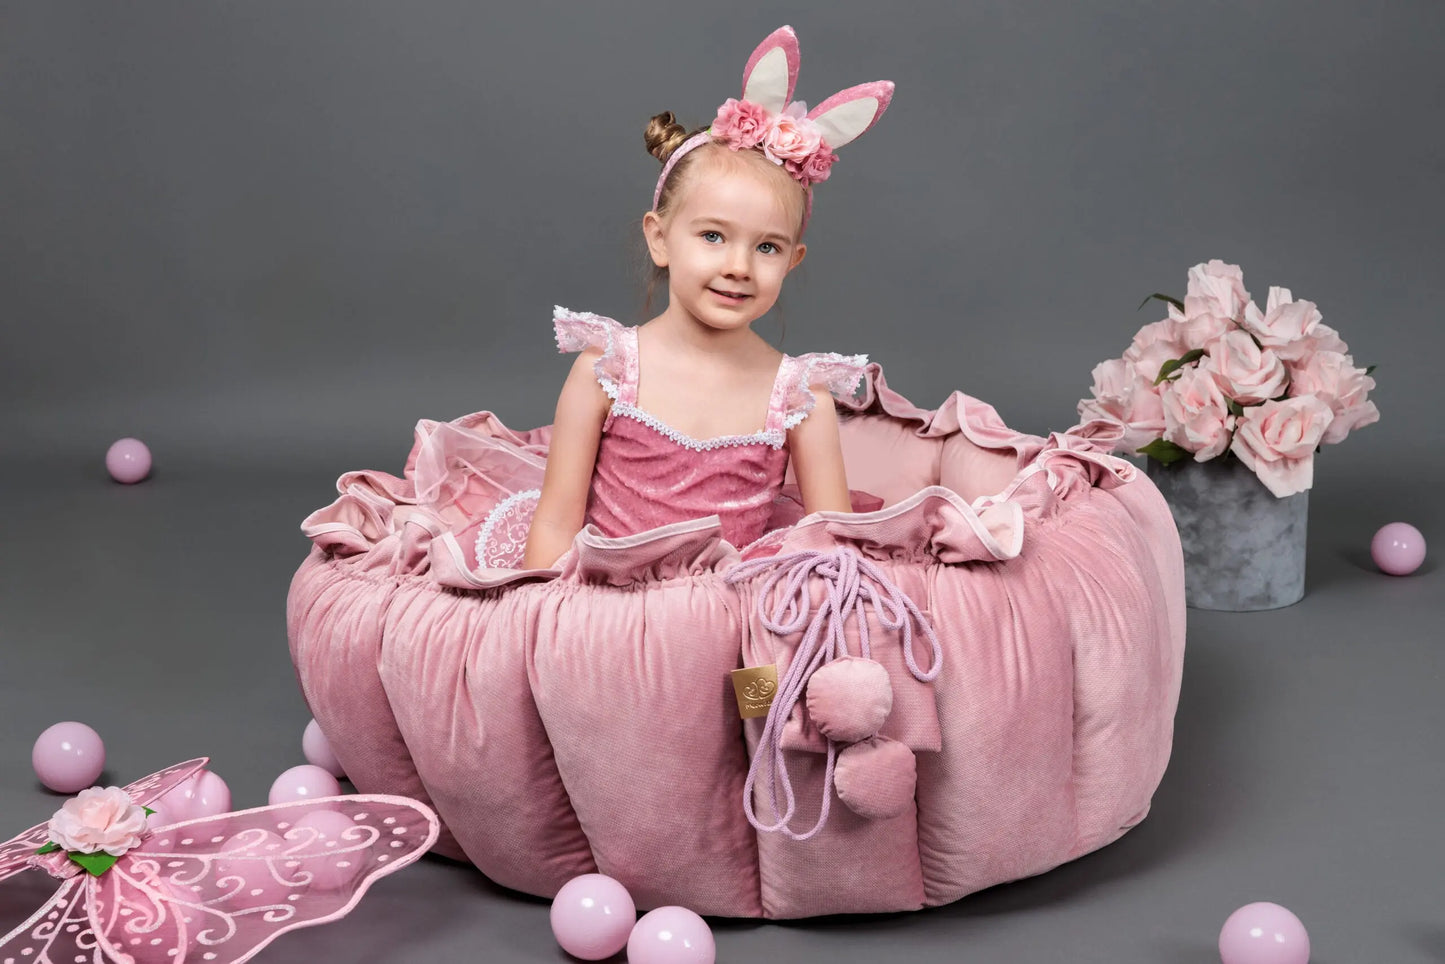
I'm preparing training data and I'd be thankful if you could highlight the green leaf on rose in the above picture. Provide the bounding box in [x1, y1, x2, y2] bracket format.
[1137, 292, 1184, 312]
[1154, 349, 1206, 384]
[69, 851, 120, 877]
[144, 807, 156, 816]
[1364, 364, 1377, 376]
[35, 841, 60, 855]
[1136, 438, 1191, 464]
[1226, 399, 1246, 417]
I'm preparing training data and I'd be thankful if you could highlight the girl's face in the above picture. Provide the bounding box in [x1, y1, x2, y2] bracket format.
[644, 155, 807, 334]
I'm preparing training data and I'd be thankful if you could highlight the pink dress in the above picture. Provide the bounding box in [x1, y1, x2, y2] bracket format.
[474, 307, 868, 567]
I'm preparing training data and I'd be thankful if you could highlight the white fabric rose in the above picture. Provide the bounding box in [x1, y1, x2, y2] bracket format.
[48, 786, 148, 856]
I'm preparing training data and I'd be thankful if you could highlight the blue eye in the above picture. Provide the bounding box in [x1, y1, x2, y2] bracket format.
[758, 242, 779, 255]
[701, 230, 723, 243]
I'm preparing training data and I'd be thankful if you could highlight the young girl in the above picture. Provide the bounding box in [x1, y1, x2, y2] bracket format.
[520, 26, 894, 570]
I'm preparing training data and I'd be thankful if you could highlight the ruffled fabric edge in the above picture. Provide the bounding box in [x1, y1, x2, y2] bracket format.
[553, 306, 627, 402]
[781, 352, 870, 431]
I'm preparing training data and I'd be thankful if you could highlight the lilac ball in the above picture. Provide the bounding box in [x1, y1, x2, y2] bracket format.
[268, 765, 342, 806]
[550, 873, 637, 960]
[627, 906, 715, 964]
[105, 437, 152, 484]
[302, 719, 346, 778]
[1219, 902, 1310, 964]
[155, 769, 232, 822]
[1371, 522, 1426, 576]
[32, 721, 105, 793]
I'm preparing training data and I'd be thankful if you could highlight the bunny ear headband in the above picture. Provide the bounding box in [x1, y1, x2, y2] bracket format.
[652, 25, 894, 232]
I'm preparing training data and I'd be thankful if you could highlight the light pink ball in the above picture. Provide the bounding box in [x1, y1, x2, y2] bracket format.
[1371, 522, 1426, 576]
[154, 770, 232, 822]
[550, 873, 637, 960]
[1219, 901, 1310, 964]
[302, 719, 346, 778]
[215, 829, 292, 908]
[105, 437, 152, 484]
[32, 721, 105, 793]
[627, 906, 715, 964]
[290, 809, 364, 890]
[269, 765, 342, 805]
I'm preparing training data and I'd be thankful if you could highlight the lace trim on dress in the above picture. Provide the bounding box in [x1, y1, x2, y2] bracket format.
[553, 306, 625, 402]
[475, 488, 541, 570]
[612, 402, 787, 452]
[781, 352, 870, 431]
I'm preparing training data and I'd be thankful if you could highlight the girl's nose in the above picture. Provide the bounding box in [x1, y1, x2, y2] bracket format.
[723, 245, 752, 279]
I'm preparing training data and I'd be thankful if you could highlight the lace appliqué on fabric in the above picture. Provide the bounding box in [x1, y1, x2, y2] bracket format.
[553, 306, 625, 402]
[475, 488, 541, 569]
[781, 352, 870, 431]
[612, 402, 786, 452]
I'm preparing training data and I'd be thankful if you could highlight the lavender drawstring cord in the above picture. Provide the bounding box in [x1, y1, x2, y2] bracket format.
[723, 547, 942, 840]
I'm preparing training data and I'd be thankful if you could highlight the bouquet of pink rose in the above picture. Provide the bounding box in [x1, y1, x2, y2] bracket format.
[1077, 260, 1379, 498]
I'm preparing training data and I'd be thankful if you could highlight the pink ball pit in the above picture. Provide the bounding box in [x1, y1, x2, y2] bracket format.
[287, 365, 1185, 918]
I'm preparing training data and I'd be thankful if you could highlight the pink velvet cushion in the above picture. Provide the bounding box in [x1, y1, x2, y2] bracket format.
[288, 363, 1185, 919]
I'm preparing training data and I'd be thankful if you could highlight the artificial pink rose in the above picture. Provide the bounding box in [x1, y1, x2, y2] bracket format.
[711, 98, 772, 150]
[1273, 320, 1350, 362]
[1241, 286, 1324, 354]
[1182, 260, 1250, 323]
[1077, 358, 1166, 454]
[1287, 350, 1380, 444]
[793, 145, 837, 183]
[1122, 319, 1189, 384]
[1166, 303, 1232, 352]
[1160, 365, 1235, 461]
[1229, 396, 1335, 497]
[762, 106, 824, 166]
[48, 786, 149, 856]
[1206, 329, 1289, 404]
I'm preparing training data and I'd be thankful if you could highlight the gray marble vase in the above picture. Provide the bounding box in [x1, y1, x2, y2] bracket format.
[1145, 457, 1309, 611]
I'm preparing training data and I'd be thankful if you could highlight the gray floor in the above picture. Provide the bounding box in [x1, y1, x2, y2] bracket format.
[1, 453, 1441, 963]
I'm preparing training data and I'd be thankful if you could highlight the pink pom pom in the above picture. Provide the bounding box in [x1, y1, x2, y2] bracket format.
[1218, 901, 1310, 964]
[302, 718, 346, 778]
[627, 906, 715, 964]
[550, 873, 637, 960]
[834, 736, 916, 820]
[805, 656, 893, 744]
[32, 721, 105, 793]
[1371, 522, 1426, 576]
[268, 765, 342, 805]
[105, 437, 152, 484]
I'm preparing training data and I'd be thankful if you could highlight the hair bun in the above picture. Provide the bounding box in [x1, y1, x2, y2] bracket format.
[644, 111, 691, 164]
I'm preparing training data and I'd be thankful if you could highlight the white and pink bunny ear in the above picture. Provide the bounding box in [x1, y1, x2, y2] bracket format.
[741, 25, 800, 113]
[807, 81, 895, 150]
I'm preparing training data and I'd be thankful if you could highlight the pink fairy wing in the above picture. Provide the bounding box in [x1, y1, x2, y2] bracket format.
[91, 795, 440, 964]
[0, 876, 103, 963]
[0, 759, 209, 884]
[742, 25, 800, 112]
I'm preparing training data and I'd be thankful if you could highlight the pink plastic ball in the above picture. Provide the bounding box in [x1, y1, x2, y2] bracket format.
[289, 809, 364, 890]
[32, 721, 105, 793]
[268, 764, 342, 806]
[105, 437, 152, 484]
[1219, 901, 1310, 964]
[215, 829, 292, 908]
[154, 770, 232, 823]
[1371, 522, 1426, 576]
[550, 873, 637, 961]
[302, 718, 346, 778]
[627, 906, 715, 964]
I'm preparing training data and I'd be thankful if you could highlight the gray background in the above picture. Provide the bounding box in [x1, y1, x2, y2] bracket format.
[2, 1, 1441, 962]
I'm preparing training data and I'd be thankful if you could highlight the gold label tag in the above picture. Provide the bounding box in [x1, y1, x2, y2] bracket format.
[730, 664, 779, 719]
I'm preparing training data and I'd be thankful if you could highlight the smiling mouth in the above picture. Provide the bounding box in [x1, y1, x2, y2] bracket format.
[709, 288, 751, 302]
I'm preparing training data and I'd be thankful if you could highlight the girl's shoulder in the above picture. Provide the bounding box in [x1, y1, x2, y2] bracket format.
[776, 350, 870, 430]
[552, 306, 634, 402]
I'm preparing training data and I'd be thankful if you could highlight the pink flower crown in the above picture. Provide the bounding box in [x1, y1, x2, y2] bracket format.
[653, 26, 895, 232]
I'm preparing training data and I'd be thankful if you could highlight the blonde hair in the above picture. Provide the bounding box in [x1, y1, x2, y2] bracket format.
[642, 111, 807, 317]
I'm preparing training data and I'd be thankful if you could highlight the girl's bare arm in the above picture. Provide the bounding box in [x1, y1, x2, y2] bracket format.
[521, 350, 610, 569]
[788, 387, 854, 515]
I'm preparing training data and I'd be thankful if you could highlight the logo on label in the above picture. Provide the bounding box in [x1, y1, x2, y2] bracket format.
[730, 664, 780, 719]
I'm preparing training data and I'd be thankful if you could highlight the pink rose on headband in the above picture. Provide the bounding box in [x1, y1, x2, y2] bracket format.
[762, 104, 824, 166]
[1230, 396, 1334, 497]
[794, 146, 838, 183]
[712, 98, 771, 150]
[48, 786, 149, 856]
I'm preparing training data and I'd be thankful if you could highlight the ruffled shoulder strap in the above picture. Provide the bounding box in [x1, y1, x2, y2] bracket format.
[773, 351, 870, 431]
[552, 306, 636, 406]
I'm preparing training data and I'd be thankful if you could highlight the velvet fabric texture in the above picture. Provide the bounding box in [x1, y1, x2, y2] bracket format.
[287, 364, 1185, 919]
